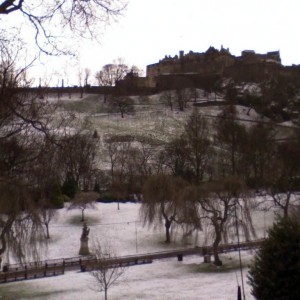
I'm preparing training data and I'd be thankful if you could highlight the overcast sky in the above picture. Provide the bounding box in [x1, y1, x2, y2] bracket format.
[31, 0, 300, 85]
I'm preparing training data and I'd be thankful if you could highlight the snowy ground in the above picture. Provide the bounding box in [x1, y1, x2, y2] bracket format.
[0, 201, 276, 300]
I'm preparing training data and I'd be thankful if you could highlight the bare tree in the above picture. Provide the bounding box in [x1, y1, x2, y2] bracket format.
[125, 142, 155, 192]
[36, 175, 61, 242]
[163, 110, 213, 183]
[175, 87, 190, 111]
[195, 177, 256, 266]
[183, 110, 213, 183]
[214, 104, 247, 177]
[163, 137, 191, 179]
[84, 68, 91, 87]
[68, 191, 98, 222]
[95, 59, 129, 87]
[39, 201, 57, 240]
[264, 137, 300, 218]
[90, 239, 127, 300]
[105, 139, 133, 208]
[106, 140, 119, 184]
[105, 139, 154, 199]
[160, 90, 174, 111]
[241, 122, 276, 189]
[189, 87, 199, 103]
[108, 95, 134, 118]
[130, 65, 144, 77]
[0, 0, 127, 55]
[33, 141, 65, 239]
[77, 68, 84, 98]
[59, 131, 99, 187]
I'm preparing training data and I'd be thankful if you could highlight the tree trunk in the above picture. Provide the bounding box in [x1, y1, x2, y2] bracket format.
[45, 223, 50, 239]
[81, 209, 85, 222]
[165, 221, 171, 243]
[231, 146, 235, 175]
[213, 229, 222, 266]
[283, 205, 289, 219]
[104, 287, 108, 300]
[283, 193, 291, 219]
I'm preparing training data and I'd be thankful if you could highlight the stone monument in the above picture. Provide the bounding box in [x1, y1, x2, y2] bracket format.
[79, 222, 90, 255]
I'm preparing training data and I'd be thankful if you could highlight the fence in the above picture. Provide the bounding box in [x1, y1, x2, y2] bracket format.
[0, 239, 264, 284]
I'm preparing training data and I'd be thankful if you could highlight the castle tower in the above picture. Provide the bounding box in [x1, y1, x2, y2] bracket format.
[179, 50, 184, 60]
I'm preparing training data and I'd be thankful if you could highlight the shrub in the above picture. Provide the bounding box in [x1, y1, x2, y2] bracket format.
[248, 217, 300, 300]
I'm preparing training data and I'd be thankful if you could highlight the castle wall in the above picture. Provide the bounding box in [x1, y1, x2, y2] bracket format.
[224, 62, 281, 83]
[155, 73, 221, 92]
[146, 49, 235, 79]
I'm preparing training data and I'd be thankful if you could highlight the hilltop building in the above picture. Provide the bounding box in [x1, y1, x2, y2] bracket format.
[117, 46, 300, 93]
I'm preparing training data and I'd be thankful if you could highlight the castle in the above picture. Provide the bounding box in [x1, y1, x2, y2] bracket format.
[117, 46, 300, 93]
[146, 46, 280, 80]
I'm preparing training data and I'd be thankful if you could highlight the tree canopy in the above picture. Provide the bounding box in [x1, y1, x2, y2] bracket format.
[248, 216, 300, 300]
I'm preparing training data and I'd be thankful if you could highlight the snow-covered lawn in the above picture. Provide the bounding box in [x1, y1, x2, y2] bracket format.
[0, 255, 254, 300]
[0, 202, 275, 299]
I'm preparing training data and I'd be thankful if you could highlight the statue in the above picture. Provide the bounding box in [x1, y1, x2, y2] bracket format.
[79, 222, 90, 255]
[81, 222, 90, 239]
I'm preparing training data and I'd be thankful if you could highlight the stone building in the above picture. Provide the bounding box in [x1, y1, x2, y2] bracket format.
[146, 46, 235, 81]
[117, 47, 300, 93]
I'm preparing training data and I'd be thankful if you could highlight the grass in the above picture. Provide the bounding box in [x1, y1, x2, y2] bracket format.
[59, 99, 109, 114]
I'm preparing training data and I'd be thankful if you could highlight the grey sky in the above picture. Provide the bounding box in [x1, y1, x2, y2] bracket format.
[14, 0, 300, 85]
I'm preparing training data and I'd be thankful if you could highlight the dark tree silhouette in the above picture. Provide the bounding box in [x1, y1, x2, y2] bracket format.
[264, 136, 300, 218]
[0, 0, 126, 55]
[95, 60, 129, 87]
[0, 39, 62, 261]
[214, 104, 247, 176]
[108, 95, 134, 118]
[248, 216, 300, 300]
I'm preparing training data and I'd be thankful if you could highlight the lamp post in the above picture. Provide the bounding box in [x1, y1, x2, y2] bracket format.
[135, 221, 138, 253]
[235, 200, 246, 300]
[263, 208, 266, 239]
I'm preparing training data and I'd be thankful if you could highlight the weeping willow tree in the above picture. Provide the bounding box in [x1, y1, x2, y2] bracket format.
[195, 177, 256, 266]
[0, 181, 45, 264]
[140, 174, 194, 243]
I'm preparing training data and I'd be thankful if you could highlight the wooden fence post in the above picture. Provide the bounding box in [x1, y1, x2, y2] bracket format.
[44, 263, 48, 277]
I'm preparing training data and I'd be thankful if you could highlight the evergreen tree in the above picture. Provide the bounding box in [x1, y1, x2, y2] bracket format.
[248, 217, 300, 300]
[62, 178, 78, 199]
